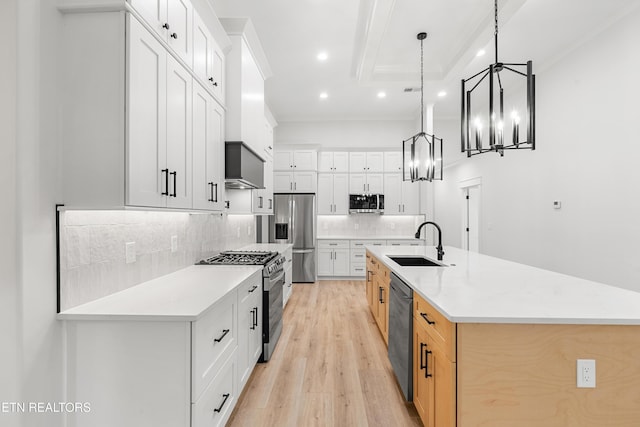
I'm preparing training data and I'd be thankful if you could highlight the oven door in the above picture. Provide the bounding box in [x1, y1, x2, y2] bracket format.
[261, 267, 285, 362]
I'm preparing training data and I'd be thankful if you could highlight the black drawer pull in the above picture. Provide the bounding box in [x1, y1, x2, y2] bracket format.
[213, 329, 230, 343]
[250, 308, 256, 330]
[419, 343, 427, 371]
[208, 182, 214, 202]
[213, 393, 230, 413]
[248, 285, 258, 293]
[420, 312, 435, 325]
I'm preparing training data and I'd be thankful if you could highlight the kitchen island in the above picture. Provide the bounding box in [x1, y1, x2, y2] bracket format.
[366, 245, 640, 427]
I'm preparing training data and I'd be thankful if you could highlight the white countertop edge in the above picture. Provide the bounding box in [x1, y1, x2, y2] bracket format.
[57, 313, 201, 322]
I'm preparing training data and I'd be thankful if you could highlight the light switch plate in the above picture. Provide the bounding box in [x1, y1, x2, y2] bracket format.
[125, 242, 136, 264]
[171, 235, 178, 253]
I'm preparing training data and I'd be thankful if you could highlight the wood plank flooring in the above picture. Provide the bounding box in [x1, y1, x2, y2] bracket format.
[227, 280, 421, 427]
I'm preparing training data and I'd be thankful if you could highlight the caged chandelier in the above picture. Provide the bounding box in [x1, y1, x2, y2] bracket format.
[403, 32, 443, 182]
[461, 0, 536, 157]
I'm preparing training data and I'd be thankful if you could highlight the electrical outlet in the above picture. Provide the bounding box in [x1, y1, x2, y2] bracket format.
[171, 235, 178, 253]
[577, 359, 596, 388]
[125, 242, 136, 264]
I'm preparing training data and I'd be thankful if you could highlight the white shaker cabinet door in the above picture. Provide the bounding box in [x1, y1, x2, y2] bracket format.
[349, 174, 366, 194]
[318, 152, 334, 172]
[332, 249, 350, 276]
[192, 12, 211, 84]
[274, 150, 293, 170]
[129, 0, 167, 37]
[165, 55, 193, 209]
[166, 0, 193, 65]
[366, 152, 384, 172]
[349, 152, 366, 172]
[332, 152, 349, 172]
[384, 151, 403, 172]
[332, 174, 349, 214]
[127, 16, 167, 208]
[317, 249, 334, 276]
[367, 173, 384, 194]
[401, 179, 420, 214]
[192, 83, 223, 210]
[293, 172, 317, 193]
[317, 174, 334, 214]
[273, 172, 293, 192]
[383, 173, 402, 214]
[292, 150, 317, 171]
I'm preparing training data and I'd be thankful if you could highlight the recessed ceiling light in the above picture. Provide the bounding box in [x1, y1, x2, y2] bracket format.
[437, 91, 447, 98]
[319, 92, 328, 99]
[317, 52, 328, 61]
[377, 91, 386, 98]
[476, 49, 486, 57]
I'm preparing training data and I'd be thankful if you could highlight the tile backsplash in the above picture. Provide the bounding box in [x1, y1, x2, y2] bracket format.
[317, 215, 425, 238]
[59, 211, 255, 311]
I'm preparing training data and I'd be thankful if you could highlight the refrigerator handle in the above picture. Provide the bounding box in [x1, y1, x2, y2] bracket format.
[289, 196, 295, 245]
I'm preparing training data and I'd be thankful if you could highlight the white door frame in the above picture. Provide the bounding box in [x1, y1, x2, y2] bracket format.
[459, 177, 482, 252]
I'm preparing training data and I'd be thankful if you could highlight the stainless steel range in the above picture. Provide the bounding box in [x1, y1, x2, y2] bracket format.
[199, 251, 285, 362]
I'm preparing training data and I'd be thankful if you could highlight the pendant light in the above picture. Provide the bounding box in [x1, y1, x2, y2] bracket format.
[403, 32, 443, 183]
[461, 0, 535, 157]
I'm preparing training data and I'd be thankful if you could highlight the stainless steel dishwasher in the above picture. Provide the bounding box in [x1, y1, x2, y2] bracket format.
[388, 272, 413, 401]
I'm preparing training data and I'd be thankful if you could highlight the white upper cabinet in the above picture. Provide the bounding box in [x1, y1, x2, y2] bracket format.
[384, 151, 403, 173]
[383, 173, 420, 214]
[225, 36, 265, 158]
[349, 152, 383, 172]
[193, 12, 224, 103]
[127, 17, 192, 209]
[318, 152, 349, 173]
[274, 149, 317, 171]
[130, 0, 193, 66]
[317, 173, 348, 214]
[192, 82, 224, 211]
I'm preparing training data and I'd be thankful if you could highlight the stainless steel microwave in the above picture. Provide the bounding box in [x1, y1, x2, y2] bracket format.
[349, 194, 384, 214]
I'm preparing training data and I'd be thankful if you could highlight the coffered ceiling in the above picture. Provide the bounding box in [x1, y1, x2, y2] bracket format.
[210, 0, 640, 122]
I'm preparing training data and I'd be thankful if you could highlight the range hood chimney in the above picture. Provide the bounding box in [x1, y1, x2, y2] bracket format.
[225, 141, 264, 189]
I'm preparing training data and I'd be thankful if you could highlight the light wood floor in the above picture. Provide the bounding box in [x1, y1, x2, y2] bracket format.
[227, 280, 421, 427]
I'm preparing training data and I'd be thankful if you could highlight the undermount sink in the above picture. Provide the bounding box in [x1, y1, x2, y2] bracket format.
[389, 256, 446, 267]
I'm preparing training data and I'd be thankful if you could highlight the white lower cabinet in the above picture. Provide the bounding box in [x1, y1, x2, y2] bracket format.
[64, 270, 263, 427]
[318, 240, 350, 277]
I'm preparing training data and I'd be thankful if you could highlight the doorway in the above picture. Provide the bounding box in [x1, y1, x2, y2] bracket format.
[460, 178, 481, 252]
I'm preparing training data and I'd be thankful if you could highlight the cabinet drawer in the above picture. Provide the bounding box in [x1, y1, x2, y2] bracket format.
[351, 248, 366, 263]
[318, 239, 349, 249]
[414, 292, 456, 361]
[237, 272, 262, 305]
[350, 263, 366, 276]
[192, 290, 237, 400]
[350, 239, 386, 249]
[386, 239, 426, 246]
[192, 351, 236, 427]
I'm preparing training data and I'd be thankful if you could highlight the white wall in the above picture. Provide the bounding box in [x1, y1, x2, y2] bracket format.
[433, 8, 640, 292]
[275, 119, 414, 149]
[0, 0, 20, 425]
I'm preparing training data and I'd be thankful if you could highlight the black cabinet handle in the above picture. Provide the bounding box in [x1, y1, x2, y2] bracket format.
[213, 183, 218, 203]
[170, 32, 178, 39]
[162, 23, 170, 30]
[424, 346, 433, 379]
[248, 285, 258, 293]
[161, 169, 169, 196]
[420, 343, 427, 371]
[213, 393, 230, 413]
[208, 182, 214, 202]
[268, 199, 272, 209]
[213, 329, 229, 343]
[250, 309, 256, 330]
[378, 286, 383, 303]
[208, 77, 218, 87]
[258, 196, 263, 208]
[170, 171, 177, 197]
[253, 307, 258, 328]
[420, 312, 435, 325]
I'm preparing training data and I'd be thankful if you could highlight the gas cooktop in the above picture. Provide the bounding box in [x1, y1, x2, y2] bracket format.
[198, 251, 279, 266]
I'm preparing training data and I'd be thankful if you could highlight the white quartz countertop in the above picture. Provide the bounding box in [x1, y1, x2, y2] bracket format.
[318, 236, 421, 240]
[57, 265, 262, 321]
[367, 245, 640, 325]
[239, 243, 292, 253]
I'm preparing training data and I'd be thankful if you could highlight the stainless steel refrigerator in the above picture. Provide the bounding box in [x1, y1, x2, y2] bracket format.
[269, 194, 316, 282]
